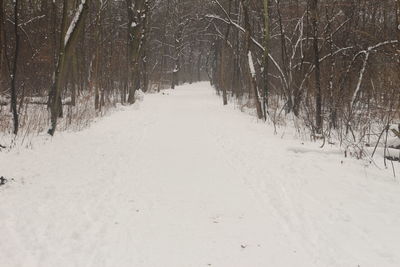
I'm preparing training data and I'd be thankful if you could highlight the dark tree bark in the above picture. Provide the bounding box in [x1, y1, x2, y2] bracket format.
[0, 0, 4, 81]
[262, 0, 269, 120]
[310, 0, 322, 134]
[48, 0, 90, 136]
[241, 0, 263, 120]
[10, 0, 20, 135]
[127, 0, 147, 103]
[219, 41, 228, 105]
[397, 0, 400, 59]
[171, 0, 184, 89]
[197, 50, 202, 82]
[220, 0, 232, 106]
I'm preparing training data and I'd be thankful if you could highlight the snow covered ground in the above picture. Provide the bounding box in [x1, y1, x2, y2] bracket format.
[0, 82, 399, 267]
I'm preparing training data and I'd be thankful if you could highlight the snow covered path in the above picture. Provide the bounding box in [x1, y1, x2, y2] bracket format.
[1, 83, 400, 267]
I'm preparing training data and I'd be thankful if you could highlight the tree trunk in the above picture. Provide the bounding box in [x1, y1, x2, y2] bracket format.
[232, 0, 241, 98]
[127, 0, 146, 103]
[262, 0, 269, 120]
[71, 52, 78, 106]
[220, 42, 228, 105]
[48, 0, 90, 136]
[310, 0, 322, 134]
[220, 0, 232, 106]
[93, 3, 102, 111]
[240, 0, 263, 119]
[197, 51, 202, 82]
[0, 0, 5, 83]
[396, 0, 400, 72]
[10, 0, 20, 135]
[171, 2, 184, 89]
[142, 1, 150, 92]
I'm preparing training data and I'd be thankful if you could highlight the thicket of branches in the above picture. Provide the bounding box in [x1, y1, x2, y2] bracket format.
[208, 0, 400, 147]
[0, 0, 399, 152]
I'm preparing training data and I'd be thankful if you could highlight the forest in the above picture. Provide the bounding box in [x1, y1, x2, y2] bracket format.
[1, 1, 400, 266]
[0, 0, 400, 153]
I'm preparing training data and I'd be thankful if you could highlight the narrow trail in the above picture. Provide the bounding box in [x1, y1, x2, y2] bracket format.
[1, 83, 399, 267]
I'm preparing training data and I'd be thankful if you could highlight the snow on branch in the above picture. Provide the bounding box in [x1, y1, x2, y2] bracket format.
[350, 40, 398, 110]
[64, 0, 86, 47]
[205, 14, 288, 90]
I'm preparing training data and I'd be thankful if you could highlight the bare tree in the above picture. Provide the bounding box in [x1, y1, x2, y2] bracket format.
[310, 0, 322, 134]
[262, 0, 270, 120]
[127, 0, 147, 103]
[10, 0, 20, 134]
[48, 0, 90, 135]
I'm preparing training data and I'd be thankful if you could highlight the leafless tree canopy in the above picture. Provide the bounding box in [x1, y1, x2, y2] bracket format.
[0, 0, 399, 146]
